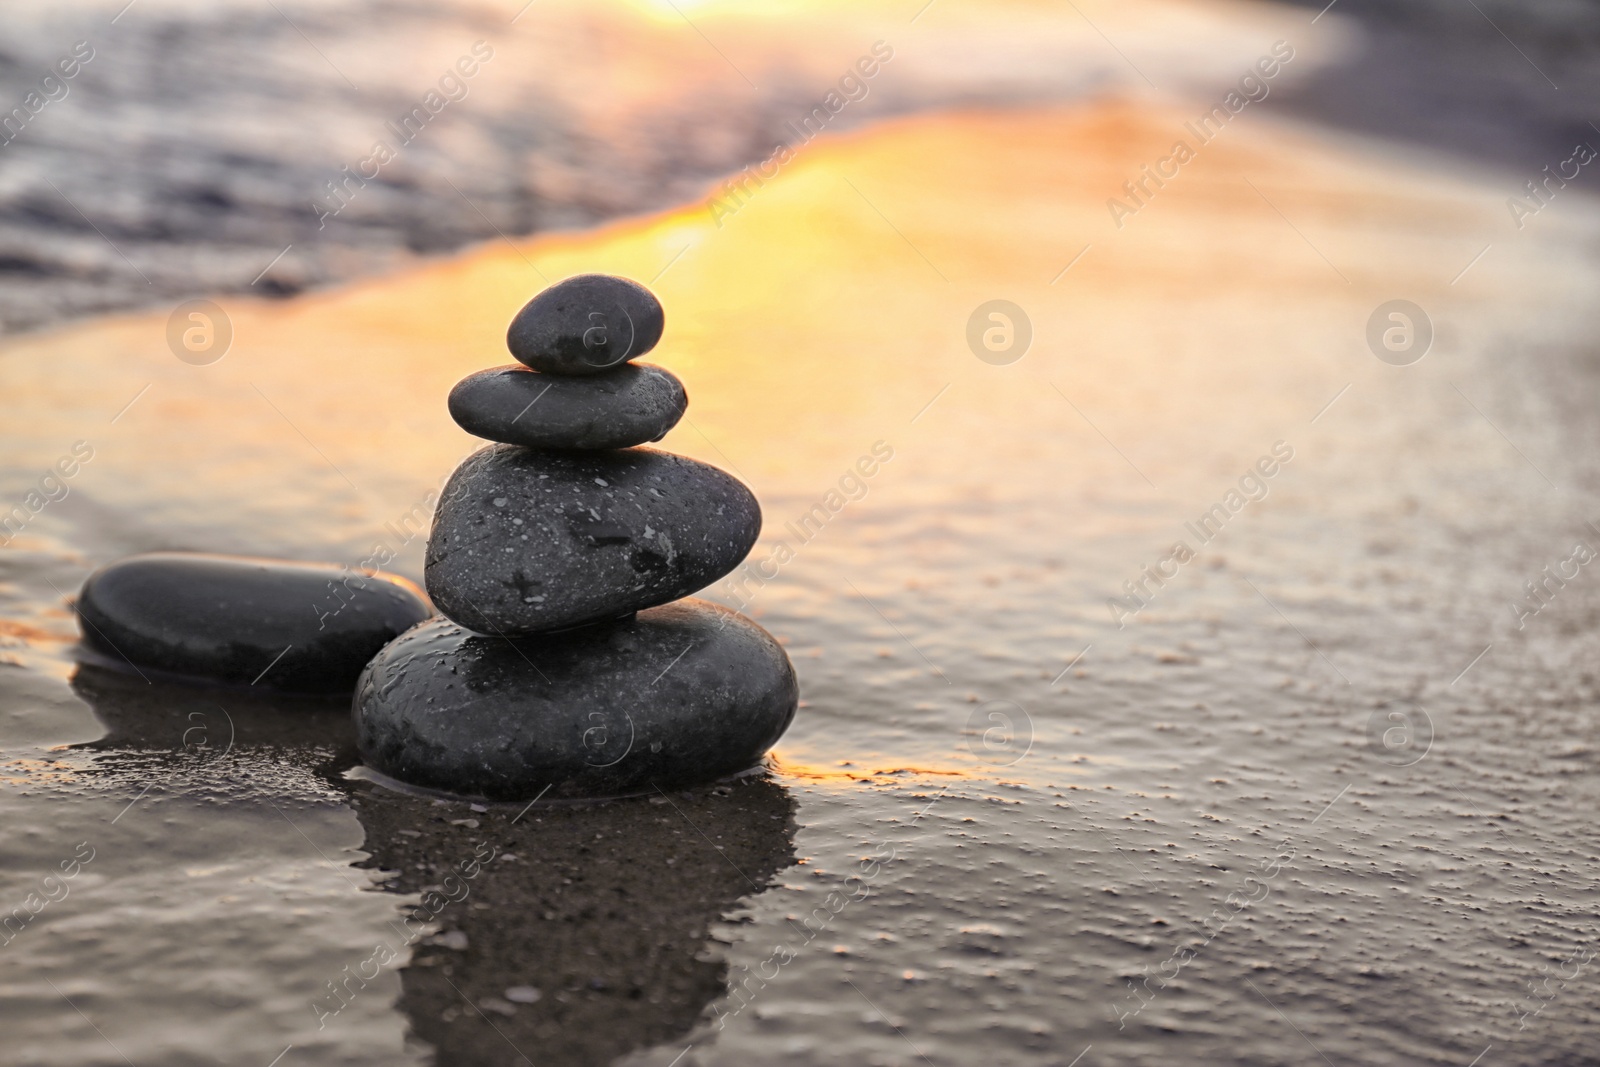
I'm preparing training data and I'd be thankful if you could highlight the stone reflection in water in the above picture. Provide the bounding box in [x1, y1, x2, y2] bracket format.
[349, 774, 796, 1067]
[68, 664, 356, 789]
[68, 663, 797, 1067]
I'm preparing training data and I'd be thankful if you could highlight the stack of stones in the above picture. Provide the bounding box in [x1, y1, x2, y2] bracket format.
[354, 275, 798, 801]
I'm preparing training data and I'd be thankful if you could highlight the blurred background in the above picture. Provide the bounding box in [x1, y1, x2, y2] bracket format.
[0, 0, 1592, 334]
[5, 1, 1600, 1066]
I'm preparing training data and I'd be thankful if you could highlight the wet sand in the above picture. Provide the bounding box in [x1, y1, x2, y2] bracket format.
[7, 1, 1600, 1064]
[5, 86, 1600, 1064]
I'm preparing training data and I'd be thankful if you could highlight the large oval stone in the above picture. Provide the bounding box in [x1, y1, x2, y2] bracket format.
[76, 552, 432, 693]
[505, 274, 665, 376]
[447, 363, 686, 450]
[353, 600, 798, 800]
[425, 445, 760, 634]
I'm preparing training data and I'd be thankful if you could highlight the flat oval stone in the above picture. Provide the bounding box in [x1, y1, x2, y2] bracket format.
[353, 599, 798, 800]
[426, 445, 760, 634]
[76, 552, 432, 693]
[506, 274, 664, 376]
[447, 363, 687, 450]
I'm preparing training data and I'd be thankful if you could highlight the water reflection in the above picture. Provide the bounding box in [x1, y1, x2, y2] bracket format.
[69, 665, 797, 1067]
[352, 774, 795, 1066]
[71, 665, 354, 763]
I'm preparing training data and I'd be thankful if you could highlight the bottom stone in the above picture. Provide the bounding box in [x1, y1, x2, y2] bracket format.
[353, 598, 798, 800]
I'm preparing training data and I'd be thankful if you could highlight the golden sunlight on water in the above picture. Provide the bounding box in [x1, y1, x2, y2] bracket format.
[3, 99, 1549, 562]
[5, 95, 1575, 782]
[3, 96, 1572, 667]
[2, 99, 1526, 504]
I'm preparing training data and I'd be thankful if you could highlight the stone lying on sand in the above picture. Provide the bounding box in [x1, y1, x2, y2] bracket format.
[425, 444, 760, 635]
[506, 274, 665, 376]
[75, 552, 431, 692]
[447, 363, 687, 450]
[353, 599, 798, 800]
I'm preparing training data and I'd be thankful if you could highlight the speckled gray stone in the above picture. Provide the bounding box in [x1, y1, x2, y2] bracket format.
[447, 363, 687, 450]
[425, 444, 760, 635]
[352, 599, 798, 800]
[76, 552, 432, 692]
[506, 274, 665, 376]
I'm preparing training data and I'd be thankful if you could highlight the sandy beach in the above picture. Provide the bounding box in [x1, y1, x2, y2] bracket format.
[4, 2, 1600, 1064]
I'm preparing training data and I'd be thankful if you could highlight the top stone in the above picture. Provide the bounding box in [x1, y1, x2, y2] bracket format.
[507, 274, 665, 376]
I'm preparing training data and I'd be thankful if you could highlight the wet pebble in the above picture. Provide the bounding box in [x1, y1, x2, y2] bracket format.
[425, 444, 760, 634]
[75, 552, 431, 692]
[447, 363, 686, 450]
[353, 600, 798, 800]
[506, 274, 665, 376]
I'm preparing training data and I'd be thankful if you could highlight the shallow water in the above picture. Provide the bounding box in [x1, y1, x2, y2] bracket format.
[5, 62, 1600, 1067]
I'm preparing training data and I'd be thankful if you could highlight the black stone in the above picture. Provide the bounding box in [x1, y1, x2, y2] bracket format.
[447, 363, 687, 450]
[425, 445, 760, 634]
[353, 599, 798, 800]
[506, 274, 664, 376]
[75, 552, 432, 693]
